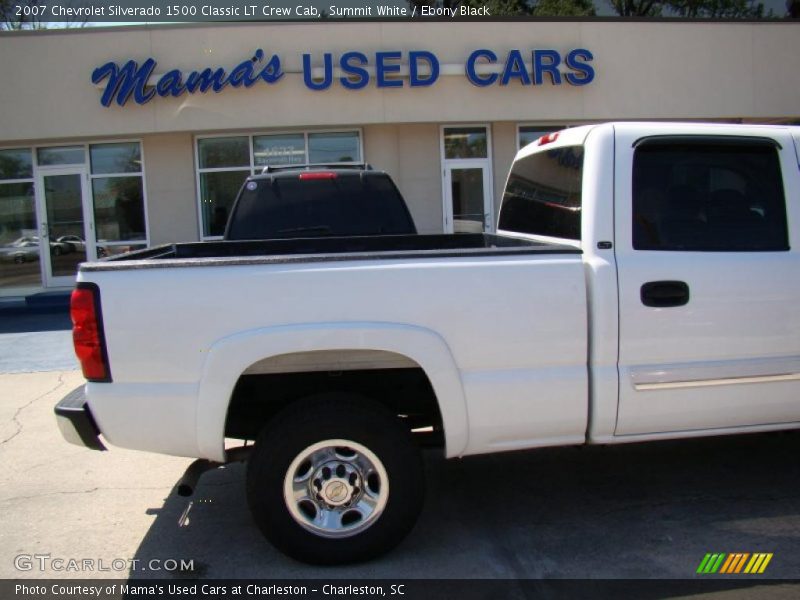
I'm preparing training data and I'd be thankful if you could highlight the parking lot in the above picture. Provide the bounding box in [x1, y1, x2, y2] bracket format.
[1, 309, 799, 588]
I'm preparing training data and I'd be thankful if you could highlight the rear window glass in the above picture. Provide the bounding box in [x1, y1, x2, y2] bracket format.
[226, 173, 415, 240]
[633, 141, 789, 251]
[498, 146, 584, 240]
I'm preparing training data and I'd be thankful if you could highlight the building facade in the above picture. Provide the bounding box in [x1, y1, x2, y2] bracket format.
[0, 20, 798, 294]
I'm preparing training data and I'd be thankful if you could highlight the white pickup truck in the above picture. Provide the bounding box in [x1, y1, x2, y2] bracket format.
[56, 122, 800, 564]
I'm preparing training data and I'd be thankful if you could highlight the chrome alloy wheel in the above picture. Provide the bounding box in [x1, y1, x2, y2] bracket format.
[283, 439, 389, 539]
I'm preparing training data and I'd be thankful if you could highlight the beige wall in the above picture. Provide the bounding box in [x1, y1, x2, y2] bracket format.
[1, 21, 799, 144]
[491, 122, 518, 223]
[142, 133, 199, 245]
[364, 124, 443, 234]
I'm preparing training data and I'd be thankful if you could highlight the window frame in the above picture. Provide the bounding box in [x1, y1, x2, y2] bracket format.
[194, 128, 363, 241]
[0, 147, 36, 253]
[439, 124, 495, 233]
[86, 140, 149, 251]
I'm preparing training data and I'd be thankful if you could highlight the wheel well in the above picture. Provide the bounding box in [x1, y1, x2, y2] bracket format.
[224, 353, 444, 449]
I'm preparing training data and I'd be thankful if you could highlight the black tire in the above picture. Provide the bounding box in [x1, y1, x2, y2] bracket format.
[246, 393, 424, 565]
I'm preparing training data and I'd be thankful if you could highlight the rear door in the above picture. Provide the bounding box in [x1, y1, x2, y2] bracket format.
[614, 125, 800, 435]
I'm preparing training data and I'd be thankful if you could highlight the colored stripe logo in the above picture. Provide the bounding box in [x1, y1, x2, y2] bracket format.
[697, 553, 773, 574]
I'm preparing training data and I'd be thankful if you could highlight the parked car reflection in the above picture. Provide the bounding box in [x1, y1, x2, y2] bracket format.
[0, 237, 40, 263]
[0, 235, 82, 263]
[55, 235, 86, 254]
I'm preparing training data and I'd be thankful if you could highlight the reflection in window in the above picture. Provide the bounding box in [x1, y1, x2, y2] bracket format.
[0, 182, 41, 289]
[200, 170, 250, 237]
[499, 146, 584, 240]
[308, 132, 360, 163]
[90, 142, 142, 174]
[97, 244, 146, 259]
[198, 137, 250, 169]
[92, 177, 147, 242]
[0, 148, 33, 180]
[89, 142, 148, 258]
[444, 127, 487, 159]
[450, 169, 486, 233]
[37, 146, 85, 166]
[518, 126, 562, 149]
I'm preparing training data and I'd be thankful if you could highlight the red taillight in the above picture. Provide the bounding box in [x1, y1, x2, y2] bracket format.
[538, 132, 560, 146]
[71, 286, 110, 381]
[298, 172, 337, 180]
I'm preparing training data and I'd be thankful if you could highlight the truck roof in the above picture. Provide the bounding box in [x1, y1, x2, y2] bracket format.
[516, 121, 800, 160]
[248, 163, 384, 181]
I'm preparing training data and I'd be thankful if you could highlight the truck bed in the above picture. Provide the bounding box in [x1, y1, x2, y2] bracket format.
[83, 234, 579, 271]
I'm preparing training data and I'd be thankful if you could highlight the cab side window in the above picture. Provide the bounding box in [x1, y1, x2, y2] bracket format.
[632, 139, 789, 251]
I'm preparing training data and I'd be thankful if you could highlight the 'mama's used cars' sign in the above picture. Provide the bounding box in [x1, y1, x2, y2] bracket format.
[92, 47, 595, 107]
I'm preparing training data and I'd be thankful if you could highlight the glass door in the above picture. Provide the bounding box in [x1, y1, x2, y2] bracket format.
[441, 126, 494, 234]
[35, 167, 94, 287]
[444, 163, 493, 233]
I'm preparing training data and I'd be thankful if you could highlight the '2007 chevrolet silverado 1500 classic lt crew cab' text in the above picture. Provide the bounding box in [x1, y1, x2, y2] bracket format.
[56, 123, 800, 564]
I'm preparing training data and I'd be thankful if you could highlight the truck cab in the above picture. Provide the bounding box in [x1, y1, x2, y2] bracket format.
[500, 122, 800, 442]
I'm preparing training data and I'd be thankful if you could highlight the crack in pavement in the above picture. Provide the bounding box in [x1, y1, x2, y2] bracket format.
[1, 372, 68, 447]
[0, 485, 174, 504]
[0, 478, 240, 505]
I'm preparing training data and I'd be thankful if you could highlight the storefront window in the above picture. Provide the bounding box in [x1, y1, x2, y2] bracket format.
[90, 142, 142, 174]
[518, 126, 563, 149]
[37, 146, 85, 166]
[196, 130, 362, 239]
[0, 148, 33, 179]
[198, 137, 250, 169]
[199, 170, 250, 237]
[89, 142, 148, 257]
[91, 177, 147, 242]
[253, 134, 305, 167]
[0, 148, 40, 290]
[444, 127, 487, 159]
[0, 142, 148, 292]
[308, 132, 361, 163]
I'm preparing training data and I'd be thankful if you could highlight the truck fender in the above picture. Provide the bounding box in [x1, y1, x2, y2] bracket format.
[195, 321, 469, 462]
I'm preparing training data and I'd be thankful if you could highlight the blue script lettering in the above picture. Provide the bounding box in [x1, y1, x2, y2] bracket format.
[92, 49, 283, 106]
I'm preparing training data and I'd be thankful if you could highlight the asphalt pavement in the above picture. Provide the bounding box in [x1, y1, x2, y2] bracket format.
[0, 310, 798, 592]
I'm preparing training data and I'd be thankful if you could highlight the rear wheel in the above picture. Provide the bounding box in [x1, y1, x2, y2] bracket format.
[246, 394, 424, 564]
